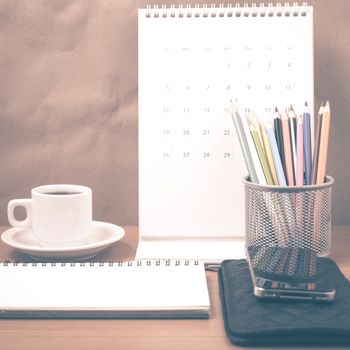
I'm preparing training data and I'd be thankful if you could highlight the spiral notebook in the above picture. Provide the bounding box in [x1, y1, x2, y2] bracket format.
[0, 260, 210, 319]
[138, 3, 313, 262]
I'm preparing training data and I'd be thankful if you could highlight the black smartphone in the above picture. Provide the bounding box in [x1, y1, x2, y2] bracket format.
[246, 246, 336, 302]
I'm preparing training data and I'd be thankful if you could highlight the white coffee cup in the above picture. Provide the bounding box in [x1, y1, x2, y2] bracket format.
[7, 184, 92, 247]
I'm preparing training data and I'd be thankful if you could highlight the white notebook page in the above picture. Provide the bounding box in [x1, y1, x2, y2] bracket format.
[0, 260, 210, 318]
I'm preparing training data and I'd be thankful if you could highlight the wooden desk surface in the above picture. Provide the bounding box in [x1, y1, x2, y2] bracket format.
[0, 225, 349, 350]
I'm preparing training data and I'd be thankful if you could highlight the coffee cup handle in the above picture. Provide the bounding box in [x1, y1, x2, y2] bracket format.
[7, 199, 32, 228]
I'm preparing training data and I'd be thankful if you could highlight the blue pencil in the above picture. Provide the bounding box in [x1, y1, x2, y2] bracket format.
[303, 102, 312, 185]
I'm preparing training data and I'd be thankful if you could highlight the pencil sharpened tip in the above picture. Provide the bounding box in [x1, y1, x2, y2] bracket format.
[324, 100, 330, 113]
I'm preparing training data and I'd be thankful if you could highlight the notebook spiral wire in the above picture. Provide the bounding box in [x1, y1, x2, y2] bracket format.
[2, 259, 200, 267]
[145, 2, 310, 18]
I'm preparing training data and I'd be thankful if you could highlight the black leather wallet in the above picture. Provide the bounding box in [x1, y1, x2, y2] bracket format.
[219, 259, 350, 347]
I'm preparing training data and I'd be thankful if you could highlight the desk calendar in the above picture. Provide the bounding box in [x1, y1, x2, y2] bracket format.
[137, 3, 313, 262]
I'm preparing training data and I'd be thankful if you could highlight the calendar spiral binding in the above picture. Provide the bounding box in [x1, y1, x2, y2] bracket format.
[145, 2, 310, 18]
[1, 259, 199, 267]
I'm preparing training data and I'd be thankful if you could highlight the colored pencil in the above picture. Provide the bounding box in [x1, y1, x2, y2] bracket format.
[311, 102, 325, 184]
[316, 101, 331, 184]
[273, 107, 286, 175]
[232, 99, 266, 185]
[260, 124, 278, 186]
[261, 124, 279, 185]
[250, 124, 274, 185]
[266, 123, 287, 186]
[230, 100, 258, 183]
[296, 116, 304, 186]
[248, 112, 264, 148]
[288, 106, 297, 184]
[303, 102, 312, 185]
[281, 110, 295, 186]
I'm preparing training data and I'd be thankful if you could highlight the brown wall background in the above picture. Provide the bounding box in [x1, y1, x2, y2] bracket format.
[0, 0, 349, 226]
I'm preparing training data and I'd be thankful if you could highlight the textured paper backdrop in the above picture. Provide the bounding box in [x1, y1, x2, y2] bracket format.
[0, 0, 349, 226]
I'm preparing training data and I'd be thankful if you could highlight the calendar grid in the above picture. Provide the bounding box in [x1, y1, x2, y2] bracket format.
[138, 4, 313, 248]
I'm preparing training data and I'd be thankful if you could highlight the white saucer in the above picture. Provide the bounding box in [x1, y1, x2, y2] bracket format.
[1, 221, 125, 261]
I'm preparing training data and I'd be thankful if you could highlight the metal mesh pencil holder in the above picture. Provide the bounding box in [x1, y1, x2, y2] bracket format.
[244, 176, 334, 256]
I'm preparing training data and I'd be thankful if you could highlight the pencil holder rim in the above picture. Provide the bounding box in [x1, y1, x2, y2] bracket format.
[243, 175, 334, 193]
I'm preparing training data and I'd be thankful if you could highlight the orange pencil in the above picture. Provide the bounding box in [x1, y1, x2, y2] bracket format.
[281, 110, 294, 186]
[316, 101, 331, 184]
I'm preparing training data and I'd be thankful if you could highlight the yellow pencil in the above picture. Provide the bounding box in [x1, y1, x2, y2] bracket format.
[248, 112, 264, 147]
[316, 101, 331, 184]
[260, 124, 279, 185]
[250, 124, 274, 186]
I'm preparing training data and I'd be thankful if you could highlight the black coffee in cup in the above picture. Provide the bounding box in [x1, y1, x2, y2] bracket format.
[43, 192, 82, 195]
